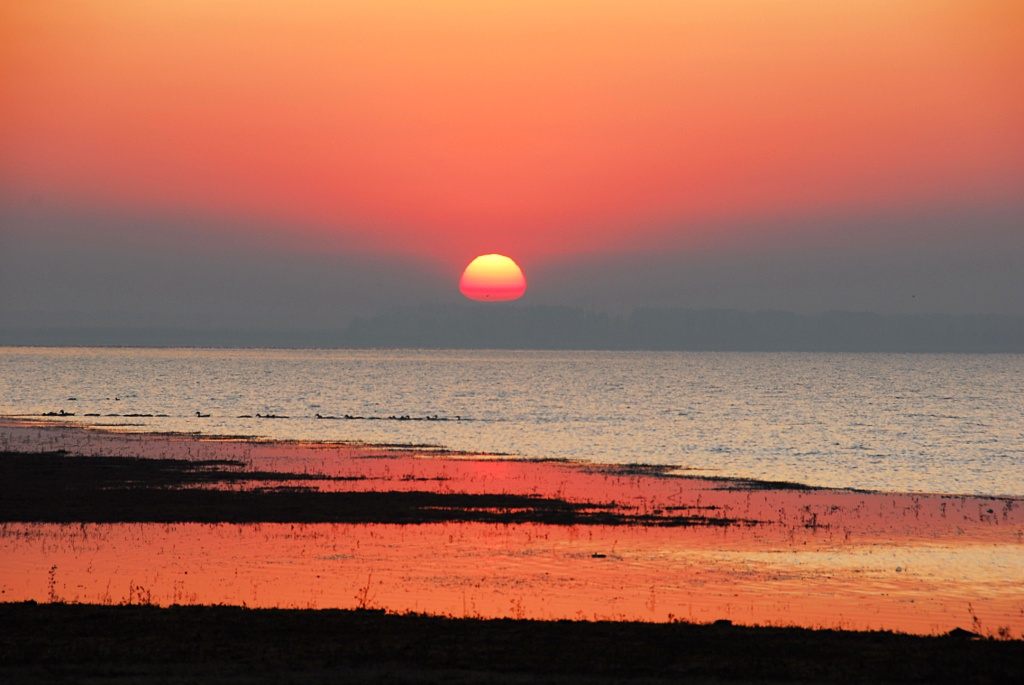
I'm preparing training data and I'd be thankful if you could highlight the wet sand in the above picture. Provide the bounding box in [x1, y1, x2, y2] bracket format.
[2, 418, 1023, 638]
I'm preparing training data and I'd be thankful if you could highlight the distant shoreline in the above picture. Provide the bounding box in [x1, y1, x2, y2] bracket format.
[4, 306, 1024, 352]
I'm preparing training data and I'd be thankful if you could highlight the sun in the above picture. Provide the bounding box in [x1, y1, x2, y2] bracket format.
[459, 254, 527, 302]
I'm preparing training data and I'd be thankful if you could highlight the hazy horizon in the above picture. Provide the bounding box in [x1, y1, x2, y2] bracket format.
[3, 200, 1023, 342]
[3, 3, 1022, 345]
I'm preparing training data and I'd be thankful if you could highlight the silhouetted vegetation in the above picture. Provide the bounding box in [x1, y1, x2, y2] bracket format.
[6, 306, 1023, 351]
[2, 602, 1022, 684]
[347, 306, 1024, 352]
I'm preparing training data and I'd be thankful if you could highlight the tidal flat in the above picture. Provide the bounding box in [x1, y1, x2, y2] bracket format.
[1, 419, 1023, 653]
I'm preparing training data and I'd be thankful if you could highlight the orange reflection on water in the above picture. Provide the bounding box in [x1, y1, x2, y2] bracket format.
[3, 521, 1023, 636]
[1, 421, 1023, 636]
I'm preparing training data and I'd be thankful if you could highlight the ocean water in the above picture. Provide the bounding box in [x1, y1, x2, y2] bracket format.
[1, 347, 1021, 496]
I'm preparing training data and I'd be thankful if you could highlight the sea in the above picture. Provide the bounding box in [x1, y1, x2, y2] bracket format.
[1, 347, 1022, 497]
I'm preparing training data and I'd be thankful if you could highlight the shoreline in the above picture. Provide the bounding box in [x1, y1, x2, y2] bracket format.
[3, 602, 1023, 684]
[2, 418, 1023, 637]
[4, 415, 1018, 499]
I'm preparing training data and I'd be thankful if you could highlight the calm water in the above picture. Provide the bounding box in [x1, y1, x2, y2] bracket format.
[1, 347, 1021, 496]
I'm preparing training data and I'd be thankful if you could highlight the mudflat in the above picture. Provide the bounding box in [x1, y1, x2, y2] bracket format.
[2, 419, 1023, 639]
[0, 450, 757, 527]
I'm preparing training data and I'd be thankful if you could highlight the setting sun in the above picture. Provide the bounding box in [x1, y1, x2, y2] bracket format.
[459, 254, 527, 302]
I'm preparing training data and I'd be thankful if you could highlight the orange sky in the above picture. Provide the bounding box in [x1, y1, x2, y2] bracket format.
[2, 1, 1023, 270]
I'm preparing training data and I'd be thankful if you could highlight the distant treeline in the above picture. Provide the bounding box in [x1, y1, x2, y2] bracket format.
[344, 306, 1024, 352]
[5, 306, 1024, 352]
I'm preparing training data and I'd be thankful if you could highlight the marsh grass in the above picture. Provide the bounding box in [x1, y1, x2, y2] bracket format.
[1, 602, 1022, 684]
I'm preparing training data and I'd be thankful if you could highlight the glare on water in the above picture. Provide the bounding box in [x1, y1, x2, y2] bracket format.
[2, 347, 1021, 495]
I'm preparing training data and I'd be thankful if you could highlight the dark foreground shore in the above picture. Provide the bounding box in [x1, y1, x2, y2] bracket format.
[3, 603, 1023, 685]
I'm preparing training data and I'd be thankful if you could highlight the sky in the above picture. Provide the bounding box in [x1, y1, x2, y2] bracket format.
[2, 1, 1023, 337]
